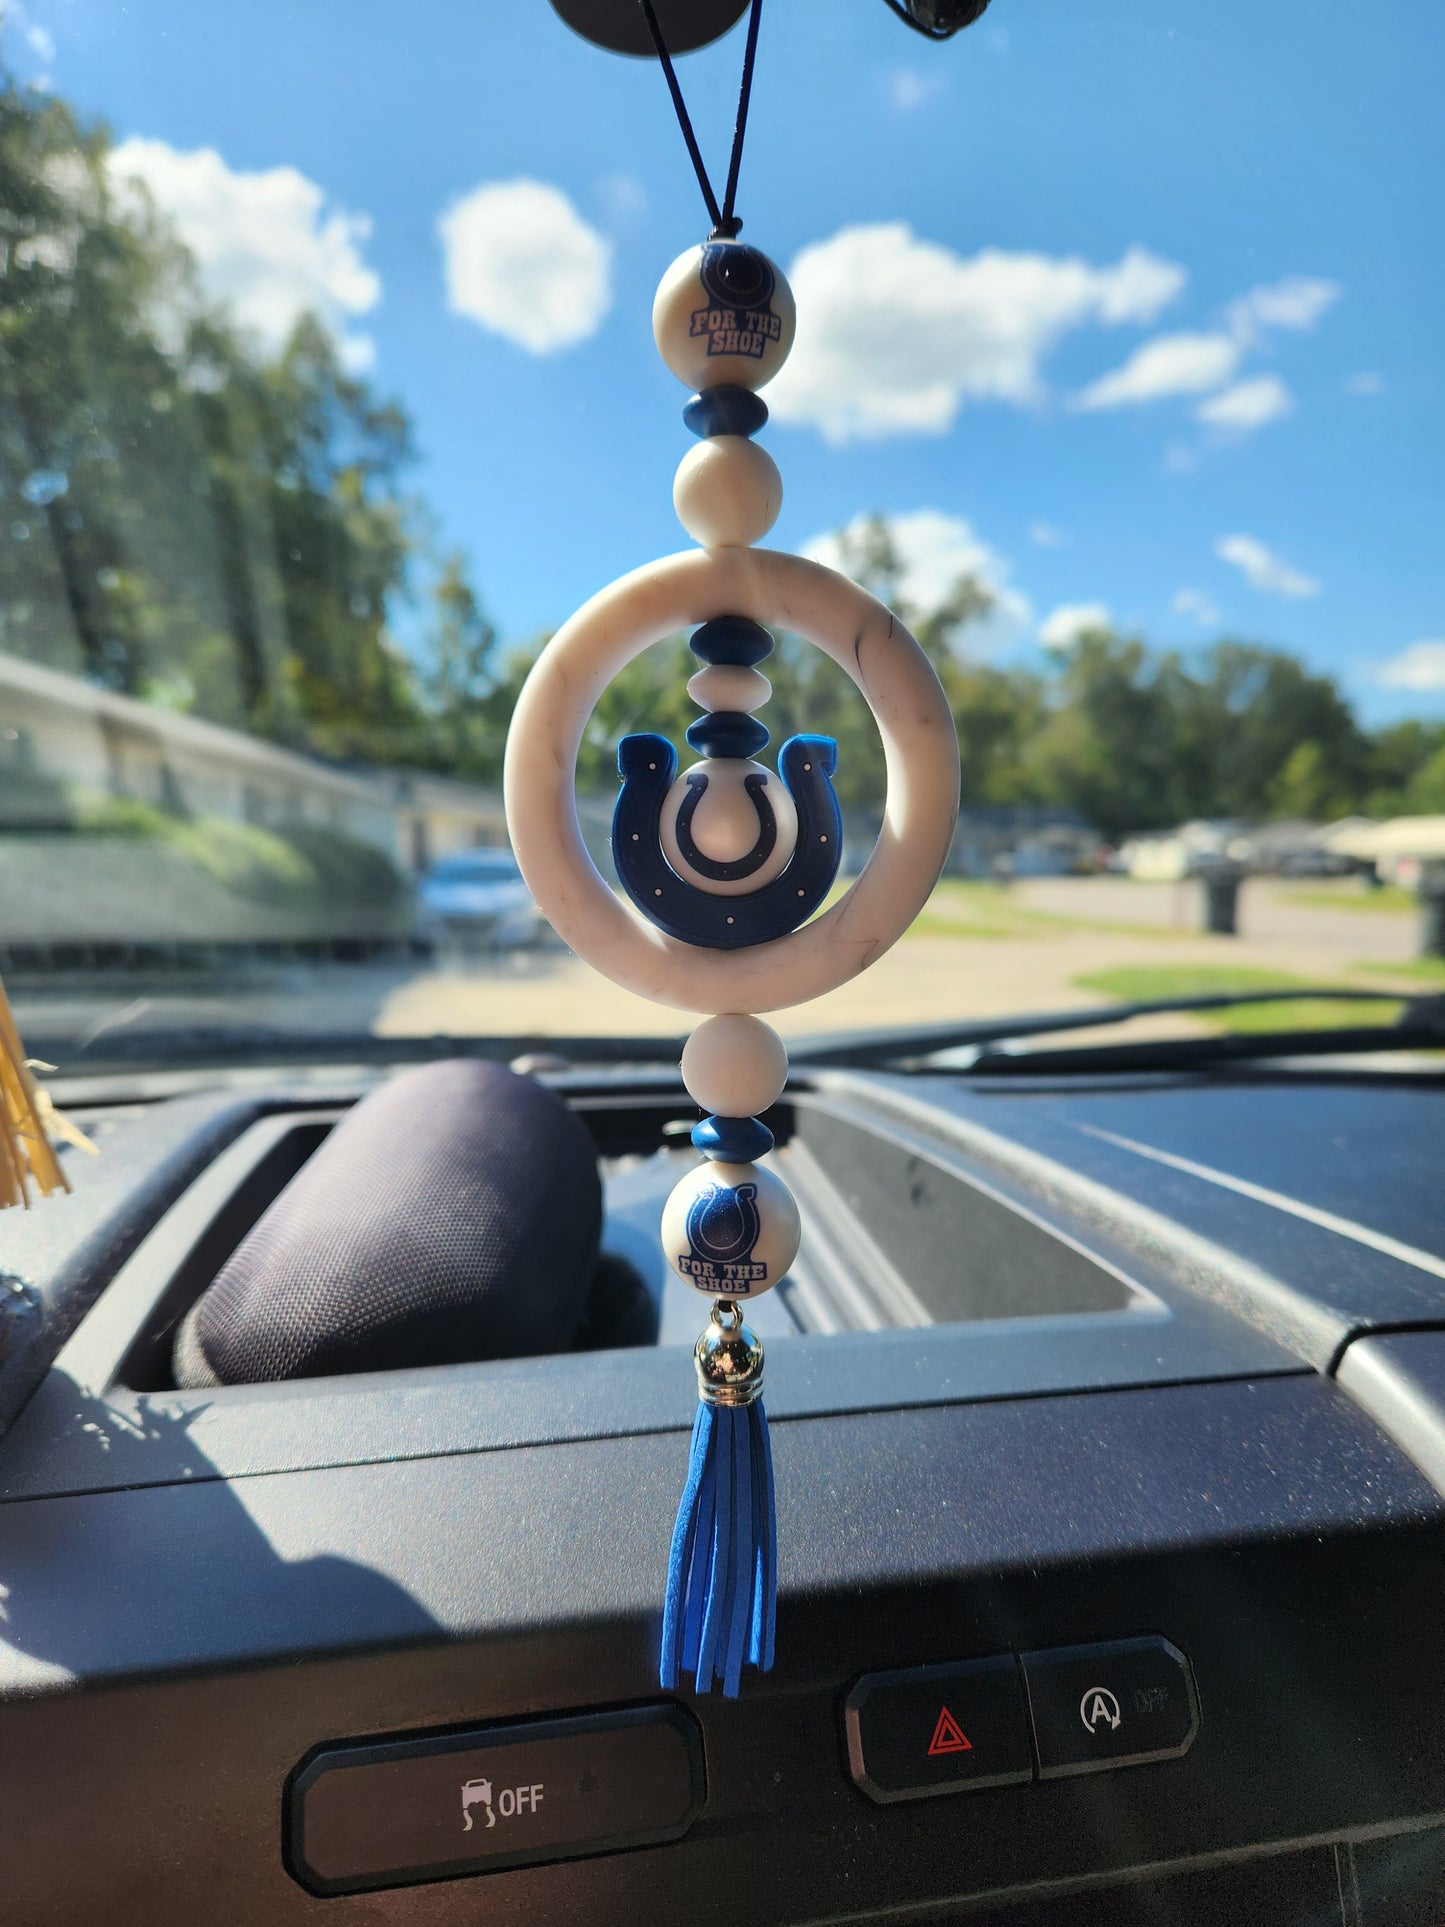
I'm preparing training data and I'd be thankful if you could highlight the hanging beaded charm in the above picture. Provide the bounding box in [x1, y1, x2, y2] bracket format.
[503, 237, 960, 1697]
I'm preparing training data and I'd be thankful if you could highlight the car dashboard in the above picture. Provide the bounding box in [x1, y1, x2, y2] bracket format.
[1, 1057, 1444, 1925]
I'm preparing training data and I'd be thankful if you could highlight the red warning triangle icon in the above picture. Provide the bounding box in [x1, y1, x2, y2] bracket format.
[927, 1706, 972, 1757]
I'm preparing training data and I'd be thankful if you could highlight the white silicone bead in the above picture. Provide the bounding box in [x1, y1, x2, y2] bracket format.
[673, 437, 781, 550]
[682, 1015, 789, 1117]
[661, 1159, 800, 1299]
[653, 244, 795, 393]
[659, 757, 797, 897]
[686, 663, 771, 713]
[502, 545, 960, 1017]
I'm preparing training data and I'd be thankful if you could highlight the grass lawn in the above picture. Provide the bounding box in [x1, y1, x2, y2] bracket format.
[1071, 962, 1405, 1032]
[910, 880, 1040, 940]
[1280, 883, 1416, 915]
[1355, 956, 1445, 985]
[911, 879, 1183, 942]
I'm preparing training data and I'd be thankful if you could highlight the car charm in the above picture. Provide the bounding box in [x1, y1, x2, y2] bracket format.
[507, 1, 959, 1697]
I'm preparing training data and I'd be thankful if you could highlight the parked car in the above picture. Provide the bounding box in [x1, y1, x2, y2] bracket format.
[415, 847, 545, 954]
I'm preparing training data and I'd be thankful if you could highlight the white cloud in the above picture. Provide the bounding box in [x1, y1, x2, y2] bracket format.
[1172, 587, 1220, 626]
[1040, 602, 1111, 648]
[766, 225, 1183, 443]
[1, 0, 54, 81]
[889, 68, 947, 111]
[438, 179, 610, 354]
[596, 172, 647, 221]
[1030, 521, 1070, 548]
[1346, 370, 1384, 397]
[1216, 533, 1320, 599]
[337, 334, 377, 375]
[1228, 275, 1340, 340]
[802, 509, 1031, 646]
[108, 139, 380, 361]
[1379, 641, 1445, 692]
[1077, 272, 1339, 418]
[1195, 373, 1293, 431]
[1075, 331, 1241, 411]
[7, 1, 54, 64]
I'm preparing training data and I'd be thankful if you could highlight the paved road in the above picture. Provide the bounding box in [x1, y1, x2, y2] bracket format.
[374, 928, 1420, 1044]
[1013, 876, 1420, 959]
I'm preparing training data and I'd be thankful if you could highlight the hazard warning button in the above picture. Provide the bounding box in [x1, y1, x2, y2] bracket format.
[844, 1657, 1033, 1805]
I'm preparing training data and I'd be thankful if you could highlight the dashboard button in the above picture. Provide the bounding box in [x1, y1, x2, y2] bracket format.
[288, 1704, 704, 1896]
[1021, 1636, 1198, 1778]
[844, 1656, 1033, 1804]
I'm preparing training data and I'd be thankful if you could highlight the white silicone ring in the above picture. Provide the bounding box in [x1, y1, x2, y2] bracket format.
[503, 545, 960, 1017]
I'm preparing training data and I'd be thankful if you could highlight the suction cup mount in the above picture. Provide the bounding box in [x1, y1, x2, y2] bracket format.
[549, 0, 750, 56]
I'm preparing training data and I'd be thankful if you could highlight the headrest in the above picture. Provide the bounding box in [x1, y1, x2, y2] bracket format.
[173, 1059, 602, 1387]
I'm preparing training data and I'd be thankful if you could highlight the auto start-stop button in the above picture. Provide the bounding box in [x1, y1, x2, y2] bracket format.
[1020, 1636, 1199, 1777]
[287, 1704, 704, 1896]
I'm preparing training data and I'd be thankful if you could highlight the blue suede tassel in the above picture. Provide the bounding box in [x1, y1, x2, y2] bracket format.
[659, 1399, 777, 1697]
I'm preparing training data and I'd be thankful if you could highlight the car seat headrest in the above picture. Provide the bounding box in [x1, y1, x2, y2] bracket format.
[173, 1058, 602, 1387]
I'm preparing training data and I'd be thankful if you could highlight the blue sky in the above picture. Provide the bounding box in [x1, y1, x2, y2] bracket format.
[6, 0, 1443, 721]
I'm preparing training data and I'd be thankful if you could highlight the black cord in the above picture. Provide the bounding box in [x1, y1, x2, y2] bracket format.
[637, 0, 765, 239]
[637, 0, 723, 231]
[720, 0, 764, 233]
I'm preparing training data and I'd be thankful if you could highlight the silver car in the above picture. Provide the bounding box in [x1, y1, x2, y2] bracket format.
[415, 848, 544, 956]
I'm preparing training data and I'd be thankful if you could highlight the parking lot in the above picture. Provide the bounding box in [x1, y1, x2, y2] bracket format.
[373, 874, 1426, 1042]
[16, 874, 1431, 1065]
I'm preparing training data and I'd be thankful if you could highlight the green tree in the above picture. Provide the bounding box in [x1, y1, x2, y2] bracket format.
[1020, 628, 1188, 840]
[1363, 720, 1445, 816]
[411, 551, 507, 779]
[1270, 739, 1343, 819]
[0, 84, 192, 692]
[1174, 642, 1366, 821]
[0, 76, 478, 773]
[1403, 745, 1445, 814]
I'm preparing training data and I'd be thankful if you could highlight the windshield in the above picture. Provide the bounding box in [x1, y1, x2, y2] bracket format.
[2, 3, 1441, 1069]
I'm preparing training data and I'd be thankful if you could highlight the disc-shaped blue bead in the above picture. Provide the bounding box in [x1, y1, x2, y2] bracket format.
[682, 386, 770, 440]
[691, 617, 774, 668]
[692, 1114, 776, 1161]
[686, 711, 770, 759]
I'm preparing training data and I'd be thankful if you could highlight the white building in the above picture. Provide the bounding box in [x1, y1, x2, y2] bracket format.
[0, 649, 505, 870]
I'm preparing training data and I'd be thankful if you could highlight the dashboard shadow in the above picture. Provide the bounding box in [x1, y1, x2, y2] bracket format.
[0, 1381, 439, 1682]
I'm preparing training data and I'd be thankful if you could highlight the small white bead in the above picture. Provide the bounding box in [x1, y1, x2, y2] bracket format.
[660, 758, 797, 897]
[661, 1158, 800, 1299]
[686, 663, 772, 713]
[653, 243, 795, 393]
[682, 1014, 789, 1117]
[674, 436, 781, 549]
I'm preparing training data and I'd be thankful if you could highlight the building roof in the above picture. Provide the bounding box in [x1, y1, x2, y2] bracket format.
[1328, 815, 1445, 859]
[1, 649, 504, 820]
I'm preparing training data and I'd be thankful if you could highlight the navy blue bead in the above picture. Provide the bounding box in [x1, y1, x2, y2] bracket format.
[690, 617, 774, 667]
[687, 711, 770, 759]
[692, 1114, 775, 1161]
[682, 386, 770, 440]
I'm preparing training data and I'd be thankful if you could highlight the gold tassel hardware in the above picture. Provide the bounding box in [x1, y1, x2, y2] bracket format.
[0, 974, 95, 1209]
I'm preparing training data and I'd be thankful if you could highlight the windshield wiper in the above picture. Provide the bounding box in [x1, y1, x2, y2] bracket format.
[23, 1023, 689, 1077]
[27, 991, 1444, 1084]
[793, 988, 1445, 1072]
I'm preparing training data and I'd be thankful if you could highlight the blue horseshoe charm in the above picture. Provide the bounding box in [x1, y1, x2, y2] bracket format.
[685, 1181, 762, 1267]
[612, 732, 842, 949]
